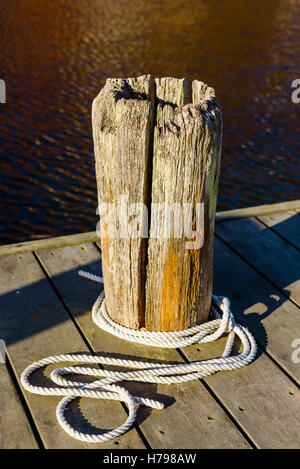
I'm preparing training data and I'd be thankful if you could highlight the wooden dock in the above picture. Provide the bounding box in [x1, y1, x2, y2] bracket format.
[0, 200, 299, 449]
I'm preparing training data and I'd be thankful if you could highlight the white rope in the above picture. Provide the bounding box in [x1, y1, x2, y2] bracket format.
[21, 270, 257, 444]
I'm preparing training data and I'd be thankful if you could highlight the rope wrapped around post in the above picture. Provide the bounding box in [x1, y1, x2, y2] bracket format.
[20, 271, 257, 444]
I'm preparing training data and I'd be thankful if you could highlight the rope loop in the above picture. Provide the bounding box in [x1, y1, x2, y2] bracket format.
[21, 270, 257, 443]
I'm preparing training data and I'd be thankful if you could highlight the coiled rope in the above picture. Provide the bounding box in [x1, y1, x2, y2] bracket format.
[21, 270, 257, 444]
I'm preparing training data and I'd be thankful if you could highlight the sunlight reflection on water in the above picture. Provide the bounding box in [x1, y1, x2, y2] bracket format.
[0, 0, 299, 242]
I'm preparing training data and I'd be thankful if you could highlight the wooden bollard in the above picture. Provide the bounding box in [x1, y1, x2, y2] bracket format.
[92, 76, 222, 331]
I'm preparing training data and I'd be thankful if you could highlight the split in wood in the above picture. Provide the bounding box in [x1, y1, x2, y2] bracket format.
[92, 76, 222, 331]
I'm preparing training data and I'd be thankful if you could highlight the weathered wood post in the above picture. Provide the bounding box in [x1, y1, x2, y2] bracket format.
[92, 76, 153, 329]
[92, 76, 222, 331]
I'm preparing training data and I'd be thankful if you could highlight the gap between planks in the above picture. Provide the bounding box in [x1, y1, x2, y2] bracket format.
[36, 243, 300, 448]
[0, 201, 299, 258]
[0, 251, 147, 449]
[215, 215, 300, 310]
[33, 249, 151, 450]
[35, 243, 253, 449]
[1, 211, 298, 446]
[0, 358, 40, 449]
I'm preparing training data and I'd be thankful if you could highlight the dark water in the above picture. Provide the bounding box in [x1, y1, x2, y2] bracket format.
[0, 0, 299, 244]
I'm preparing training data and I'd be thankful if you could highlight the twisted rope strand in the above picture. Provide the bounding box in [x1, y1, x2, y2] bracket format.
[21, 270, 257, 443]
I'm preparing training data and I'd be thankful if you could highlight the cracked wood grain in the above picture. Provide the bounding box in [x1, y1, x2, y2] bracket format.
[93, 76, 222, 331]
[92, 75, 153, 328]
[145, 78, 222, 330]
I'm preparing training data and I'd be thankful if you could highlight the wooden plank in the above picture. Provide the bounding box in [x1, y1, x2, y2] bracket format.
[0, 231, 99, 257]
[216, 200, 300, 222]
[181, 338, 300, 448]
[0, 201, 299, 258]
[36, 243, 251, 449]
[0, 252, 145, 449]
[145, 78, 222, 330]
[179, 237, 300, 448]
[0, 364, 39, 448]
[257, 210, 300, 250]
[92, 75, 153, 329]
[215, 217, 300, 307]
[213, 237, 300, 384]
